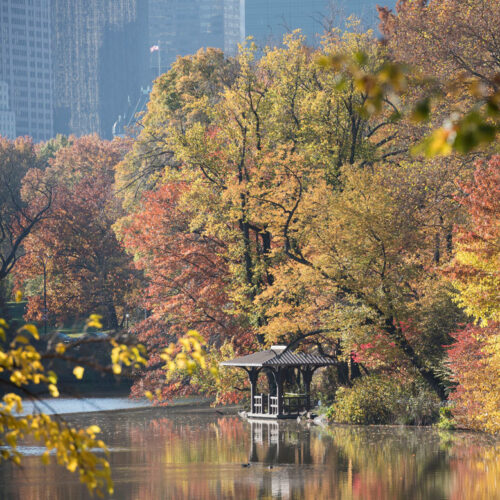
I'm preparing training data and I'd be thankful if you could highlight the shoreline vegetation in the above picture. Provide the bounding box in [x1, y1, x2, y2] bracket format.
[15, 395, 500, 440]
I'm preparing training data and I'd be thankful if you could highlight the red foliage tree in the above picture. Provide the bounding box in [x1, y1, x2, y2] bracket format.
[120, 181, 254, 398]
[445, 156, 500, 433]
[446, 323, 499, 431]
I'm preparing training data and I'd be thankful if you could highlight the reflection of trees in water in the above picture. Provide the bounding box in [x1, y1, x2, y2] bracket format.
[323, 426, 500, 500]
[448, 435, 500, 500]
[127, 414, 255, 499]
[323, 426, 452, 500]
[1, 413, 499, 500]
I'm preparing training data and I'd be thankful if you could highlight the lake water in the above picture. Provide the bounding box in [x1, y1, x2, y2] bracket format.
[0, 398, 498, 499]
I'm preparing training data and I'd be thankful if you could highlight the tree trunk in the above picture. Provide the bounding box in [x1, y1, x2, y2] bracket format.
[385, 317, 447, 400]
[105, 300, 119, 330]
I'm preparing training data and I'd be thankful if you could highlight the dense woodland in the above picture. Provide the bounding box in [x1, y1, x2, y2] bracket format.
[1, 0, 499, 443]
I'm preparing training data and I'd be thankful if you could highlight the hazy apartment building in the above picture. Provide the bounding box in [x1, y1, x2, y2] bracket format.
[149, 0, 224, 77]
[223, 0, 395, 55]
[0, 0, 53, 142]
[0, 80, 15, 138]
[52, 0, 149, 139]
[224, 0, 332, 54]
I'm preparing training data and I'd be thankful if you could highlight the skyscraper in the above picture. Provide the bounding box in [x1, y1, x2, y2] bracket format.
[0, 81, 15, 139]
[223, 0, 395, 55]
[0, 0, 53, 142]
[52, 0, 149, 138]
[148, 0, 224, 77]
[224, 0, 331, 54]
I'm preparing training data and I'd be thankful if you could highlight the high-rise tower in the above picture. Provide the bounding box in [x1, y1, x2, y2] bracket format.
[148, 0, 224, 77]
[0, 0, 53, 141]
[223, 0, 395, 55]
[52, 0, 149, 138]
[0, 81, 15, 139]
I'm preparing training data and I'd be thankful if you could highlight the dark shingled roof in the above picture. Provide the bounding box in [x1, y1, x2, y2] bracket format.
[220, 349, 336, 368]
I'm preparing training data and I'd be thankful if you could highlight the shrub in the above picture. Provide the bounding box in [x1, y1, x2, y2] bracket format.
[437, 406, 456, 430]
[326, 375, 440, 425]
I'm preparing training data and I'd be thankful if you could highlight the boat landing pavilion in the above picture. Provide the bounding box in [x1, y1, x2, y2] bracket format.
[221, 345, 336, 419]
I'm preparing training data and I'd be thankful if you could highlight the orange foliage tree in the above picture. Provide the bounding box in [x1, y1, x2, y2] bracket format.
[16, 136, 140, 330]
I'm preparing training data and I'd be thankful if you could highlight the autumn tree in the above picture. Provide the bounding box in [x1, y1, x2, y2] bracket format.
[447, 323, 499, 433]
[115, 47, 239, 209]
[378, 0, 500, 155]
[378, 0, 500, 89]
[119, 182, 252, 400]
[257, 156, 471, 397]
[117, 29, 457, 400]
[0, 137, 52, 287]
[447, 156, 500, 323]
[16, 136, 140, 330]
[445, 156, 500, 433]
[156, 30, 400, 324]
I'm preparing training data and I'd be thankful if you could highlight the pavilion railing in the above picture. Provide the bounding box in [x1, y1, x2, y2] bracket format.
[252, 394, 308, 415]
[269, 396, 279, 415]
[254, 394, 263, 414]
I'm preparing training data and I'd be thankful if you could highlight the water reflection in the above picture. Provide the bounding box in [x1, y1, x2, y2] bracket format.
[0, 404, 498, 499]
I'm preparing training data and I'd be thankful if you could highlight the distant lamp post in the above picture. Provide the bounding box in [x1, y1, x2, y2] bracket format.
[41, 257, 48, 336]
[125, 313, 130, 332]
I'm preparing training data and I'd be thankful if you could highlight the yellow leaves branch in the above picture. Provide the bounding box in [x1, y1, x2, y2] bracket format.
[159, 330, 219, 380]
[0, 314, 216, 494]
[0, 318, 114, 494]
[0, 393, 113, 496]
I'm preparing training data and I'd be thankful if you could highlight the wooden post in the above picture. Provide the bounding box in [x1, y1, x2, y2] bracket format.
[302, 367, 313, 411]
[248, 368, 259, 414]
[276, 368, 284, 416]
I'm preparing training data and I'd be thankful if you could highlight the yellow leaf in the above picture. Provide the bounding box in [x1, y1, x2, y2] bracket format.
[12, 335, 29, 344]
[67, 458, 78, 472]
[73, 366, 85, 380]
[55, 343, 66, 354]
[21, 324, 39, 340]
[47, 371, 58, 384]
[48, 384, 59, 398]
[86, 314, 103, 329]
[86, 425, 101, 434]
[145, 391, 154, 400]
[187, 330, 203, 342]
